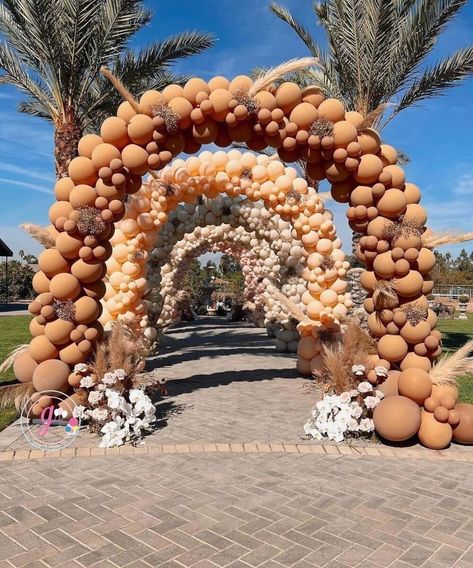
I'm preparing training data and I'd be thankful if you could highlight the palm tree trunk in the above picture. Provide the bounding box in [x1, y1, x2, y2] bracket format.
[348, 232, 368, 330]
[54, 114, 82, 178]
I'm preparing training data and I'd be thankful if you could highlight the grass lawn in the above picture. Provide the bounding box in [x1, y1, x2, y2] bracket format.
[437, 314, 473, 403]
[0, 315, 32, 431]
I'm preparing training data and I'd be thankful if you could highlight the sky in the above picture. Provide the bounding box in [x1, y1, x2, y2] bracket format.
[1, 0, 473, 262]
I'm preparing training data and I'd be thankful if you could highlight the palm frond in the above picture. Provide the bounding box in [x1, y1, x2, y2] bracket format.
[0, 344, 28, 374]
[394, 47, 473, 115]
[269, 3, 321, 58]
[358, 103, 390, 130]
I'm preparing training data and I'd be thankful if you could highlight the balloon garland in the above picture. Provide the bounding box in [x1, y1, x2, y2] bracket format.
[18, 72, 472, 449]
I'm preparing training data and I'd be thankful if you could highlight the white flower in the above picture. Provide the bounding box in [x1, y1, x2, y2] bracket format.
[352, 364, 366, 376]
[105, 389, 123, 410]
[74, 363, 88, 374]
[364, 396, 380, 409]
[102, 372, 117, 385]
[114, 369, 126, 379]
[359, 418, 374, 432]
[89, 408, 109, 421]
[339, 392, 351, 404]
[349, 402, 363, 419]
[375, 366, 389, 378]
[349, 390, 359, 399]
[375, 390, 385, 399]
[97, 383, 106, 391]
[72, 405, 86, 419]
[79, 376, 95, 388]
[358, 381, 373, 393]
[88, 391, 103, 405]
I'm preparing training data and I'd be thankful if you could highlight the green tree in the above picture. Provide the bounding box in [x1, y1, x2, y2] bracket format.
[219, 253, 241, 276]
[0, 0, 214, 176]
[183, 259, 206, 307]
[270, 0, 473, 129]
[0, 258, 34, 300]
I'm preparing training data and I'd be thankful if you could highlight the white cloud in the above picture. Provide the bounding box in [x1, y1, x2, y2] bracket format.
[0, 177, 53, 195]
[0, 162, 55, 184]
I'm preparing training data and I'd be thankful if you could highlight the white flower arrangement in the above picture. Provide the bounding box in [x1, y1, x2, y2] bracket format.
[76, 367, 156, 448]
[304, 384, 384, 443]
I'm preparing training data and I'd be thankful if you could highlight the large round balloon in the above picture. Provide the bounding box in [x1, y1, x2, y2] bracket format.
[452, 403, 473, 444]
[373, 395, 421, 442]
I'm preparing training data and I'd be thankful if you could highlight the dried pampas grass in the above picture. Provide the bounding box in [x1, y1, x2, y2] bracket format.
[90, 322, 149, 383]
[266, 282, 309, 322]
[373, 280, 399, 310]
[250, 57, 320, 95]
[0, 344, 28, 375]
[358, 104, 391, 131]
[321, 319, 377, 393]
[430, 339, 473, 387]
[422, 229, 473, 249]
[0, 382, 35, 411]
[20, 223, 55, 249]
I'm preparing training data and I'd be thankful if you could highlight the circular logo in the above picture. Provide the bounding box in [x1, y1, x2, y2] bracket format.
[20, 390, 81, 451]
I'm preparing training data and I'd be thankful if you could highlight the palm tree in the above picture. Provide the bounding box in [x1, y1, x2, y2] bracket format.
[0, 0, 214, 176]
[270, 0, 473, 130]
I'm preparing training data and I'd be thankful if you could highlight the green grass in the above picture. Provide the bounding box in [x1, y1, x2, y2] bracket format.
[437, 314, 473, 403]
[0, 315, 32, 431]
[0, 315, 32, 384]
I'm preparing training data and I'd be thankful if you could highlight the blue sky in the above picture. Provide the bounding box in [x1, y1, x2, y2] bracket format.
[1, 0, 473, 260]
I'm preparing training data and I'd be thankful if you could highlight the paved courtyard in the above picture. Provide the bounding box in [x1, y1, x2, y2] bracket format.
[2, 318, 473, 567]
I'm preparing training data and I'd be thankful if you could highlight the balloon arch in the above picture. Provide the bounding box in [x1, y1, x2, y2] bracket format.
[15, 73, 459, 448]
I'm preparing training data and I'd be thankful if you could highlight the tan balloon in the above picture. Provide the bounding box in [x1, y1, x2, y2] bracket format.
[13, 351, 38, 383]
[378, 370, 400, 397]
[398, 367, 432, 404]
[59, 343, 87, 365]
[74, 296, 100, 324]
[395, 270, 424, 298]
[418, 410, 452, 449]
[358, 129, 381, 155]
[121, 144, 149, 175]
[373, 395, 421, 441]
[289, 102, 318, 130]
[49, 273, 81, 301]
[69, 184, 97, 208]
[275, 82, 302, 112]
[354, 155, 384, 184]
[55, 232, 84, 260]
[403, 183, 421, 204]
[68, 156, 97, 185]
[32, 359, 70, 392]
[404, 204, 427, 226]
[376, 189, 407, 218]
[101, 116, 130, 148]
[183, 78, 210, 104]
[431, 384, 458, 403]
[377, 335, 408, 363]
[44, 319, 75, 345]
[332, 120, 358, 148]
[452, 403, 473, 444]
[91, 143, 121, 170]
[71, 259, 104, 283]
[54, 177, 75, 201]
[139, 90, 165, 115]
[400, 352, 432, 372]
[32, 271, 51, 294]
[400, 321, 431, 344]
[29, 317, 45, 337]
[78, 134, 103, 158]
[38, 249, 69, 278]
[49, 201, 73, 224]
[29, 335, 59, 363]
[317, 98, 345, 122]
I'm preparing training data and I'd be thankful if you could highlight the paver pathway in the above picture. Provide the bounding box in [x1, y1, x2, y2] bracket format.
[2, 318, 473, 567]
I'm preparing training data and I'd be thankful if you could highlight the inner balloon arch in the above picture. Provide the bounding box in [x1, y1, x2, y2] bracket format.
[17, 74, 440, 421]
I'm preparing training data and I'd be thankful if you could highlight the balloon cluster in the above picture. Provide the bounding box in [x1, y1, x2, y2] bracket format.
[21, 72, 457, 451]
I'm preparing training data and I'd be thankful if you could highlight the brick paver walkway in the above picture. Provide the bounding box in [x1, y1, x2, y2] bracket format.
[2, 318, 473, 567]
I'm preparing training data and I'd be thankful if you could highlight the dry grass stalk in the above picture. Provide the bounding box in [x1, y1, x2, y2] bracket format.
[372, 280, 399, 310]
[266, 283, 309, 322]
[20, 223, 55, 248]
[422, 229, 473, 249]
[430, 339, 473, 387]
[358, 104, 391, 131]
[90, 321, 149, 383]
[0, 344, 28, 374]
[249, 57, 320, 95]
[0, 383, 35, 411]
[320, 319, 377, 394]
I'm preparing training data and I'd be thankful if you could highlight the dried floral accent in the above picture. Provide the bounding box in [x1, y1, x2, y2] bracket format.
[372, 280, 399, 310]
[0, 382, 35, 411]
[401, 303, 427, 326]
[320, 257, 335, 271]
[151, 102, 180, 133]
[309, 118, 334, 138]
[240, 168, 252, 180]
[73, 207, 106, 236]
[233, 89, 261, 115]
[53, 299, 76, 322]
[318, 320, 377, 394]
[0, 344, 28, 375]
[422, 229, 473, 249]
[129, 250, 145, 263]
[430, 339, 473, 387]
[249, 57, 320, 95]
[286, 189, 302, 206]
[20, 223, 55, 248]
[383, 216, 423, 243]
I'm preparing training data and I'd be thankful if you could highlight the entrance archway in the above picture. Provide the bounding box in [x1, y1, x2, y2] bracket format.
[16, 74, 439, 444]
